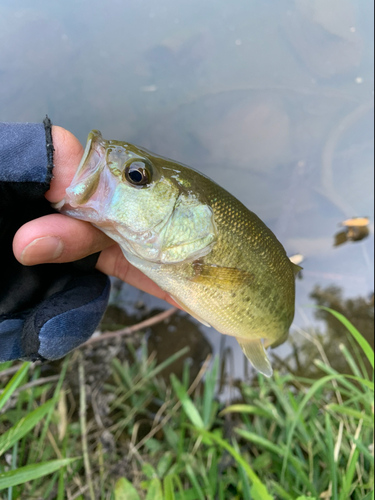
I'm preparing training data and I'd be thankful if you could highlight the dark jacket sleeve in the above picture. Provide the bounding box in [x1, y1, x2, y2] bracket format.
[0, 121, 110, 362]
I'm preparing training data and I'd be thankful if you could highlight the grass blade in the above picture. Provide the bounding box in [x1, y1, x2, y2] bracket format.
[327, 404, 373, 426]
[163, 474, 175, 500]
[220, 404, 274, 419]
[193, 427, 273, 499]
[114, 478, 141, 500]
[325, 412, 338, 500]
[38, 356, 69, 452]
[202, 356, 219, 428]
[270, 482, 294, 500]
[115, 347, 190, 405]
[340, 448, 360, 500]
[362, 493, 373, 500]
[145, 478, 163, 500]
[317, 307, 374, 368]
[0, 399, 55, 456]
[0, 459, 76, 490]
[57, 437, 67, 500]
[171, 375, 204, 429]
[235, 428, 314, 490]
[0, 363, 29, 412]
[281, 374, 344, 482]
[186, 465, 205, 500]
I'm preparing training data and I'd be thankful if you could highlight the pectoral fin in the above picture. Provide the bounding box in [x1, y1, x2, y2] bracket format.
[169, 295, 211, 328]
[190, 263, 254, 290]
[236, 337, 273, 378]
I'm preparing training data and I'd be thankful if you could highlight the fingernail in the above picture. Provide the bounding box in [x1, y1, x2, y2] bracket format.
[21, 237, 64, 265]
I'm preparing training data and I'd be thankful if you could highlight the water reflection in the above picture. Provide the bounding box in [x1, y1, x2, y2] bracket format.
[0, 0, 373, 380]
[334, 216, 370, 246]
[147, 311, 212, 382]
[283, 0, 363, 80]
[286, 284, 374, 378]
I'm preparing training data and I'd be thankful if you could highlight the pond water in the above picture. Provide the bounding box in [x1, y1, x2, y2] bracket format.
[1, 0, 373, 385]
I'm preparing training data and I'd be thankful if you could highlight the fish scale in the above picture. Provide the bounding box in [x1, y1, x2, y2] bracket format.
[59, 130, 299, 377]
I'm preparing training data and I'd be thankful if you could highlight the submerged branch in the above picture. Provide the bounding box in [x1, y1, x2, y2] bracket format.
[82, 307, 178, 346]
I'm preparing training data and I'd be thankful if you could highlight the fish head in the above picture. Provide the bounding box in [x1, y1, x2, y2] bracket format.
[59, 130, 217, 264]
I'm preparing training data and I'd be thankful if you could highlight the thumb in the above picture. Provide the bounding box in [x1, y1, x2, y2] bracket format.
[45, 126, 84, 204]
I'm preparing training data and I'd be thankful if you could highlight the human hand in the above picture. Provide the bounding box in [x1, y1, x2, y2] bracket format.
[12, 126, 178, 309]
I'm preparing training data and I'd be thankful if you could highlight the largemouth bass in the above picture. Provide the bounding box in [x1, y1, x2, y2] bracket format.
[59, 131, 300, 377]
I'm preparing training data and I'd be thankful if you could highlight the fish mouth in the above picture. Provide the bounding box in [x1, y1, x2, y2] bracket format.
[54, 130, 107, 213]
[68, 130, 107, 205]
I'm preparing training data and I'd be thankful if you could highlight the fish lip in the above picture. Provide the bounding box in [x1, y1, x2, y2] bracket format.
[52, 199, 66, 210]
[76, 130, 104, 177]
[59, 131, 107, 209]
[53, 131, 106, 211]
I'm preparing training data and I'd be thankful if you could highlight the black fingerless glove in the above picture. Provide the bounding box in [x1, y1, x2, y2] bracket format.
[0, 119, 110, 362]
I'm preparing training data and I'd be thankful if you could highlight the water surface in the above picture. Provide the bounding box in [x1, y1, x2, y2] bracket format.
[1, 0, 373, 383]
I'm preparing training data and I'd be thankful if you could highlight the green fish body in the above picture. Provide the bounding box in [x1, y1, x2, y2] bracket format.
[59, 131, 298, 376]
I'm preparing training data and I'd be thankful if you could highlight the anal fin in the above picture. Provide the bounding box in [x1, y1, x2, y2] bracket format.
[236, 337, 273, 378]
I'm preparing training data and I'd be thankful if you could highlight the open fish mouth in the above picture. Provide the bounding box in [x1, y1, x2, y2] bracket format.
[65, 131, 107, 206]
[53, 130, 106, 212]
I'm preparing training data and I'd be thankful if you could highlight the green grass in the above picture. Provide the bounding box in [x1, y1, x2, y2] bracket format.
[0, 309, 373, 499]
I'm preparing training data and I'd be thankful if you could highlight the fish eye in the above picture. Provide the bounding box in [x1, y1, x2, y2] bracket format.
[123, 159, 152, 187]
